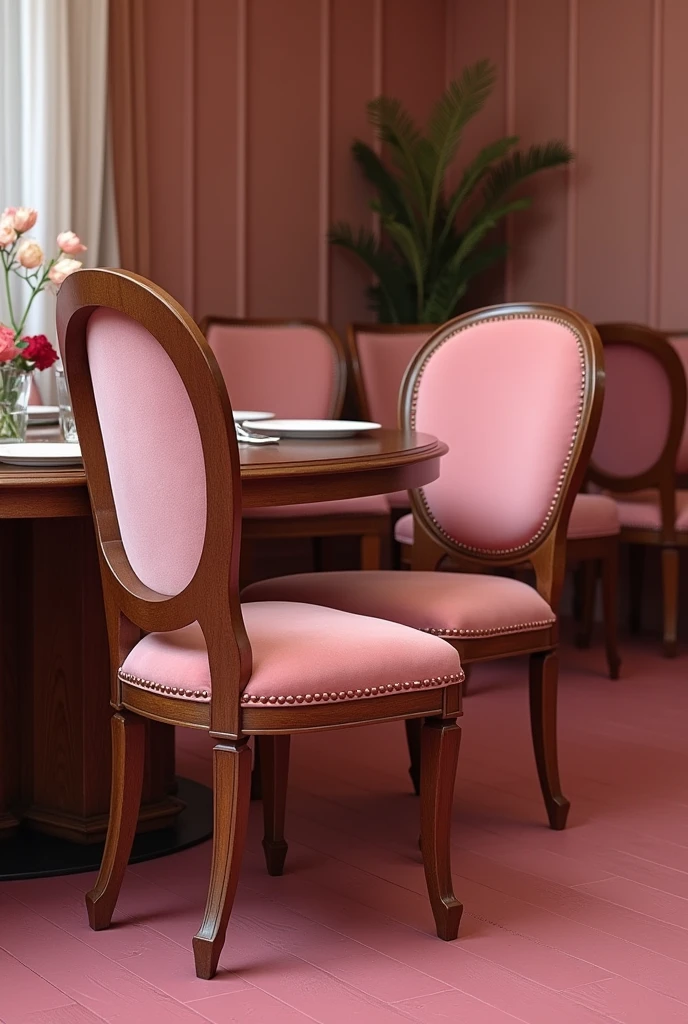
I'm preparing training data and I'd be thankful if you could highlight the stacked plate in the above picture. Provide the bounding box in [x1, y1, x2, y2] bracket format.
[28, 405, 60, 426]
[0, 442, 82, 466]
[243, 420, 381, 440]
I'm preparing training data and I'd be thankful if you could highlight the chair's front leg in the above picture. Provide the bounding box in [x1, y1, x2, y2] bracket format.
[86, 710, 145, 931]
[529, 650, 570, 830]
[193, 740, 251, 980]
[420, 716, 462, 941]
[602, 540, 621, 679]
[260, 734, 291, 876]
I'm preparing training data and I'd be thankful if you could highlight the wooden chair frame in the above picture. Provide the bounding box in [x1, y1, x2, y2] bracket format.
[58, 270, 463, 980]
[398, 303, 605, 828]
[588, 323, 688, 656]
[199, 315, 389, 574]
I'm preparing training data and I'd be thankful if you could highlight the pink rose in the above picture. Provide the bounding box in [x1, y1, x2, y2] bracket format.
[0, 218, 17, 248]
[56, 231, 87, 255]
[12, 207, 38, 233]
[0, 325, 19, 363]
[48, 257, 82, 286]
[1, 207, 16, 220]
[17, 239, 44, 269]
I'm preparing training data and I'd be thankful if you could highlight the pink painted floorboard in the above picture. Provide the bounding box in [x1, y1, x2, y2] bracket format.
[2, 640, 688, 1023]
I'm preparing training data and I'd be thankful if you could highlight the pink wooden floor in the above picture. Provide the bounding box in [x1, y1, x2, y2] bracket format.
[2, 638, 688, 1023]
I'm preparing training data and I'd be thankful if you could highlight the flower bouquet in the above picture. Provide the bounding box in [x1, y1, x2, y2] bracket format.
[0, 205, 86, 440]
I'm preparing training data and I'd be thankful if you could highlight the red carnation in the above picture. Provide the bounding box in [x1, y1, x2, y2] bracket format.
[21, 334, 58, 371]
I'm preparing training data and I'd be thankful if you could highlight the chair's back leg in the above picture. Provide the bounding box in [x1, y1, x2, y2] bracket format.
[420, 715, 462, 941]
[529, 649, 570, 830]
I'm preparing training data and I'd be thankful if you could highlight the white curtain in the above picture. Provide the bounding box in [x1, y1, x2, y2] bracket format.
[0, 0, 118, 399]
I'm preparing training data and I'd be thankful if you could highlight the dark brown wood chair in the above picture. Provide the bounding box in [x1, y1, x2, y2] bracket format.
[588, 323, 688, 656]
[58, 269, 465, 980]
[200, 317, 389, 574]
[243, 303, 605, 831]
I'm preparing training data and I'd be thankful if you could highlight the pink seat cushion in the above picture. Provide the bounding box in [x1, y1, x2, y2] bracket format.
[614, 489, 688, 531]
[567, 494, 620, 539]
[395, 494, 620, 548]
[241, 573, 556, 639]
[245, 495, 388, 519]
[119, 601, 462, 706]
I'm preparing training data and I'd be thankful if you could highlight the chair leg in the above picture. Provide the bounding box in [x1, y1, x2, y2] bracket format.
[405, 718, 422, 795]
[86, 710, 145, 930]
[420, 716, 462, 941]
[250, 738, 262, 801]
[661, 547, 680, 658]
[575, 559, 598, 649]
[260, 735, 290, 876]
[628, 544, 644, 635]
[193, 741, 251, 980]
[360, 532, 382, 570]
[312, 537, 324, 572]
[601, 540, 621, 679]
[529, 650, 570, 830]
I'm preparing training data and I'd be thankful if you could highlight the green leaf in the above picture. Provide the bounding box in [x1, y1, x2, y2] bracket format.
[367, 96, 428, 224]
[383, 218, 426, 318]
[482, 140, 573, 209]
[439, 135, 519, 246]
[328, 221, 408, 323]
[421, 266, 468, 323]
[351, 140, 411, 225]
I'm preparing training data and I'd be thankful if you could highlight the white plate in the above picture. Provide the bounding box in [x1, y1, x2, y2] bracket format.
[28, 405, 60, 425]
[0, 442, 82, 466]
[233, 410, 274, 422]
[245, 419, 381, 440]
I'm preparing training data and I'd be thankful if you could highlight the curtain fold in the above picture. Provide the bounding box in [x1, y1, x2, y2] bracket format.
[108, 0, 150, 275]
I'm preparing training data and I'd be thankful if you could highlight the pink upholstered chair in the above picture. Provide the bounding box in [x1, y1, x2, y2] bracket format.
[589, 323, 687, 656]
[57, 269, 464, 980]
[393, 491, 621, 679]
[243, 303, 605, 830]
[200, 317, 389, 573]
[347, 324, 435, 512]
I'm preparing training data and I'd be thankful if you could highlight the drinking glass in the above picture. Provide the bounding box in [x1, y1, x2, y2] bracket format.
[55, 363, 78, 442]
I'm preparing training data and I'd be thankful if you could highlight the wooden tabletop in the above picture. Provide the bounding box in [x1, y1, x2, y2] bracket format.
[0, 429, 447, 516]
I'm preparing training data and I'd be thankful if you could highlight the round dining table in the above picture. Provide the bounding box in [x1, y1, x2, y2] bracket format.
[0, 428, 446, 878]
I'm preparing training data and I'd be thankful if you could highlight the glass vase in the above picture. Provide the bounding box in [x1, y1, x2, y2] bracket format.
[0, 365, 31, 442]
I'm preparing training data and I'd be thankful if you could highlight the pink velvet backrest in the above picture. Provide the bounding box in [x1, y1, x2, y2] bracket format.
[351, 327, 433, 427]
[203, 319, 345, 418]
[86, 308, 207, 597]
[669, 336, 688, 473]
[406, 308, 598, 558]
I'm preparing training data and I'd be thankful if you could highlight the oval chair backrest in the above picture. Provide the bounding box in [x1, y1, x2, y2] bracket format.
[589, 324, 686, 489]
[402, 304, 604, 564]
[668, 335, 688, 474]
[348, 325, 435, 427]
[201, 318, 346, 419]
[57, 270, 249, 735]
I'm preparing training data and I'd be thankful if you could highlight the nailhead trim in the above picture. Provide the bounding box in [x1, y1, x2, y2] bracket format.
[240, 671, 464, 705]
[422, 617, 555, 637]
[119, 671, 210, 701]
[120, 670, 465, 705]
[410, 313, 586, 556]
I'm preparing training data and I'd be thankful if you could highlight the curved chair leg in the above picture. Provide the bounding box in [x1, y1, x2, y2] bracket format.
[628, 544, 644, 635]
[86, 711, 145, 930]
[405, 718, 422, 795]
[193, 741, 251, 980]
[661, 546, 680, 658]
[360, 532, 382, 570]
[260, 735, 291, 876]
[420, 716, 462, 941]
[529, 650, 570, 830]
[250, 738, 262, 801]
[602, 540, 621, 679]
[575, 559, 598, 649]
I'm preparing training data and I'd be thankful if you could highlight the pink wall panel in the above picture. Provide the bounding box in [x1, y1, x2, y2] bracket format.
[382, 0, 446, 122]
[509, 0, 570, 305]
[574, 0, 654, 323]
[659, 0, 688, 329]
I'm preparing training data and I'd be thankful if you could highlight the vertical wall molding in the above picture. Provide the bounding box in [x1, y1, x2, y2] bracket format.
[504, 0, 517, 301]
[564, 0, 579, 308]
[236, 0, 248, 316]
[648, 0, 664, 326]
[183, 0, 197, 313]
[318, 0, 331, 322]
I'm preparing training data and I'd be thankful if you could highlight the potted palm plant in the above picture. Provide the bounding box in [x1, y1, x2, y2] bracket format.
[329, 60, 573, 324]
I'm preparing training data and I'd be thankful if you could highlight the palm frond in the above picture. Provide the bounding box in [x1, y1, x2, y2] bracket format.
[421, 264, 468, 323]
[351, 140, 412, 225]
[367, 96, 428, 222]
[328, 221, 408, 323]
[482, 141, 573, 209]
[427, 60, 497, 178]
[439, 136, 518, 246]
[383, 218, 426, 318]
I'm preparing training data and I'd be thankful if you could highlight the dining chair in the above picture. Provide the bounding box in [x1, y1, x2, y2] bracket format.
[242, 303, 605, 831]
[200, 317, 389, 573]
[588, 323, 688, 656]
[347, 323, 435, 512]
[393, 491, 621, 679]
[57, 268, 464, 980]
